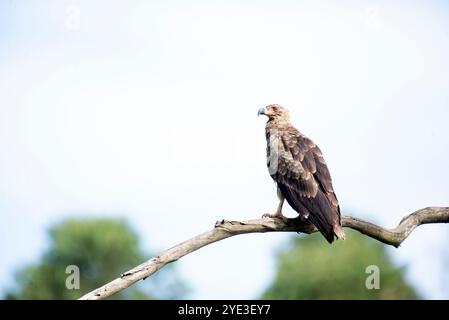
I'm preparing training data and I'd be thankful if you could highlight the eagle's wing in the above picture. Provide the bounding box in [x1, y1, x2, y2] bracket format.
[270, 127, 341, 243]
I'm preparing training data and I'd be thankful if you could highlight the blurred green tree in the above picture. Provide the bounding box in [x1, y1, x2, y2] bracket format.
[5, 218, 188, 300]
[261, 229, 419, 299]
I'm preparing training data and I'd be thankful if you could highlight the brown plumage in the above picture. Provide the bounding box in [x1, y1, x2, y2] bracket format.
[258, 104, 345, 243]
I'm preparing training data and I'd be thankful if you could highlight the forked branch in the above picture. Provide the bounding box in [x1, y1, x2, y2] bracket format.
[79, 206, 449, 300]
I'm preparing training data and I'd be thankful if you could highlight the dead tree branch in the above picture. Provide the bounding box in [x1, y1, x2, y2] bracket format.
[79, 206, 449, 300]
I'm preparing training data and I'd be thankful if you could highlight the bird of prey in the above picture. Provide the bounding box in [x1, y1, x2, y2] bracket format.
[258, 104, 345, 243]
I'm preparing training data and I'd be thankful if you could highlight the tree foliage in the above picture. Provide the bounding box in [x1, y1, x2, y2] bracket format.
[262, 229, 419, 299]
[5, 218, 187, 300]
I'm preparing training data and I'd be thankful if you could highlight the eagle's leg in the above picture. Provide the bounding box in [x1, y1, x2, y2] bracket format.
[274, 193, 285, 216]
[262, 192, 288, 223]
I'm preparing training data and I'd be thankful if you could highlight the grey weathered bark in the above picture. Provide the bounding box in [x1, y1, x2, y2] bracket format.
[79, 206, 449, 300]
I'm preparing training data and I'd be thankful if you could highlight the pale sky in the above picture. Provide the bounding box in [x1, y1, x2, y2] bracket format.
[1, 0, 449, 299]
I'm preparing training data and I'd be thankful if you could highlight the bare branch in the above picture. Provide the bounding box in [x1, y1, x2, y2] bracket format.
[78, 206, 449, 300]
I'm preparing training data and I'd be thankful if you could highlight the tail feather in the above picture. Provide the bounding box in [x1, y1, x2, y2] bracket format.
[280, 185, 344, 244]
[333, 224, 346, 240]
[306, 212, 335, 244]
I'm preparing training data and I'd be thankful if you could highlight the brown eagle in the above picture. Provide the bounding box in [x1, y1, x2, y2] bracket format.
[258, 104, 345, 243]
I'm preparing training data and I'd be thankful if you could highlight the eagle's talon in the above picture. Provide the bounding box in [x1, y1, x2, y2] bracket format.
[262, 213, 289, 224]
[262, 213, 272, 219]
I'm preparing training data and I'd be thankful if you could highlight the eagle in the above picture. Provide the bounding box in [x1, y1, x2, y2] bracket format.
[258, 104, 345, 243]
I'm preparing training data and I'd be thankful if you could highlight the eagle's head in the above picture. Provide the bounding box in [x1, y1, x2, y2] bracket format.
[257, 104, 289, 121]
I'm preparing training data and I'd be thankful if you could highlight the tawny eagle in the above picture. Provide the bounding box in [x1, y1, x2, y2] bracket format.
[258, 104, 345, 243]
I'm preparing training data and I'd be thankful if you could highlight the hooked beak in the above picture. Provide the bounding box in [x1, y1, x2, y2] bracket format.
[257, 107, 266, 116]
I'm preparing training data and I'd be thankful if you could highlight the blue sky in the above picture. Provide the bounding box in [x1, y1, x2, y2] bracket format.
[1, 0, 449, 299]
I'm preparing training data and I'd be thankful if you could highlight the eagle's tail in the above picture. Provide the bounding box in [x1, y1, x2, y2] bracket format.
[333, 224, 346, 241]
[306, 213, 336, 244]
[299, 204, 345, 244]
[280, 185, 345, 244]
[333, 204, 346, 240]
